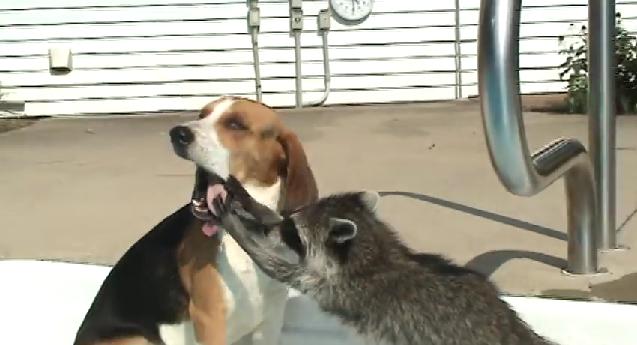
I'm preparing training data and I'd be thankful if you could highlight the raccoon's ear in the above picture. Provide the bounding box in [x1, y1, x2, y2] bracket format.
[328, 217, 358, 244]
[358, 191, 380, 214]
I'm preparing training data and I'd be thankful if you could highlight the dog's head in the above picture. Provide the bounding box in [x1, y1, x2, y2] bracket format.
[170, 96, 318, 226]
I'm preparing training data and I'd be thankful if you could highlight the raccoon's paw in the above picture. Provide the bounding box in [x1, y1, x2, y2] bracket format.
[211, 195, 230, 219]
[225, 175, 253, 204]
[211, 192, 258, 224]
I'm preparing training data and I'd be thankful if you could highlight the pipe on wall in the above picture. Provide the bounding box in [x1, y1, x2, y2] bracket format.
[453, 0, 463, 99]
[248, 0, 262, 102]
[303, 8, 331, 107]
[289, 0, 303, 108]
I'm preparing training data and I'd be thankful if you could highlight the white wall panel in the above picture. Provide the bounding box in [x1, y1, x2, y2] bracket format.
[1, 0, 636, 116]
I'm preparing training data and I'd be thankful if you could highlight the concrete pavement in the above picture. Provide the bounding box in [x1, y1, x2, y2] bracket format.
[1, 100, 636, 302]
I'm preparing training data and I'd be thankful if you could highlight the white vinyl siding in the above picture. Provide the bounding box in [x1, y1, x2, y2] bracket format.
[1, 0, 636, 116]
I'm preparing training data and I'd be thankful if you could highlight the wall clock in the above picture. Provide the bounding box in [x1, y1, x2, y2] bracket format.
[329, 0, 374, 26]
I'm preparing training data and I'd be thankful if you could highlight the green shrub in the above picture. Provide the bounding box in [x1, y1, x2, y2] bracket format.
[558, 13, 637, 114]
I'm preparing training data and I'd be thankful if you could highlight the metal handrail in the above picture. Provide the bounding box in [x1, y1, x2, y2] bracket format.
[588, 0, 617, 250]
[478, 0, 599, 274]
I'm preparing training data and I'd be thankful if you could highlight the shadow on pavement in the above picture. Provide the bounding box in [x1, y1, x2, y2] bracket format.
[379, 191, 566, 241]
[379, 191, 568, 276]
[464, 250, 566, 277]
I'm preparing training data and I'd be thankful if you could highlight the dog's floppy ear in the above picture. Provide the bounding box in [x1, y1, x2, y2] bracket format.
[277, 128, 318, 212]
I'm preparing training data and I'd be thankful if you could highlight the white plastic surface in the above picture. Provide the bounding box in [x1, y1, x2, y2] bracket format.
[1, 260, 636, 345]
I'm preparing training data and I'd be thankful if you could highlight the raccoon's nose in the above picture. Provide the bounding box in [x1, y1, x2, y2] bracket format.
[170, 126, 194, 146]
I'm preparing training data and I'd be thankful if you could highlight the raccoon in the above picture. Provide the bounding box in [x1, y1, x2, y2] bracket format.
[212, 176, 557, 345]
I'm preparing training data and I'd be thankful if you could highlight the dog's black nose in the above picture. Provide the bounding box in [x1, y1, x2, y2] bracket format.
[170, 126, 194, 146]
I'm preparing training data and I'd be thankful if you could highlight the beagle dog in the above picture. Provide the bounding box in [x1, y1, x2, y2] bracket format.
[74, 96, 319, 345]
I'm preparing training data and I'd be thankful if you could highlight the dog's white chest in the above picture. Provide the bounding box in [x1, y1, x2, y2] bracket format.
[219, 233, 287, 343]
[222, 180, 287, 343]
[160, 180, 287, 345]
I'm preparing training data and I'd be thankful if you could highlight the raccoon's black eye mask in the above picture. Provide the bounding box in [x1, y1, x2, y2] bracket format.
[278, 217, 305, 257]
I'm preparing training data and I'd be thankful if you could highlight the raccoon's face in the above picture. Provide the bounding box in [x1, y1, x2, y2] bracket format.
[220, 174, 382, 278]
[281, 191, 381, 274]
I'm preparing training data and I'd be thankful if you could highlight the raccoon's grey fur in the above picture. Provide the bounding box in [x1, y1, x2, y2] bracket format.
[213, 176, 557, 345]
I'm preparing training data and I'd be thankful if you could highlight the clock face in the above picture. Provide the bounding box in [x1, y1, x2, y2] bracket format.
[329, 0, 374, 25]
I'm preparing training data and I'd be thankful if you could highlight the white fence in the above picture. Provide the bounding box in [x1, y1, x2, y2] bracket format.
[1, 0, 637, 116]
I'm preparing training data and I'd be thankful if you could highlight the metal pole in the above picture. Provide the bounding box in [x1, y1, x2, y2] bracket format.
[303, 30, 331, 107]
[289, 1, 303, 108]
[303, 9, 331, 107]
[248, 0, 262, 101]
[588, 0, 617, 250]
[290, 0, 303, 108]
[293, 31, 303, 108]
[317, 30, 331, 104]
[478, 0, 599, 274]
[250, 29, 263, 102]
[453, 0, 463, 99]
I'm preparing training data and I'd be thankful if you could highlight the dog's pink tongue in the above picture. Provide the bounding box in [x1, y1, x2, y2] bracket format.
[201, 184, 228, 237]
[202, 223, 219, 237]
[206, 184, 227, 215]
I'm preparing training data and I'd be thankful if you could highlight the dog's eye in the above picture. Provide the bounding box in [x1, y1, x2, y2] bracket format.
[225, 117, 248, 131]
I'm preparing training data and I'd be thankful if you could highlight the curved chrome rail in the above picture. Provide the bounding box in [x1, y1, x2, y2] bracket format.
[478, 0, 599, 274]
